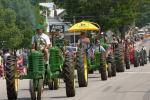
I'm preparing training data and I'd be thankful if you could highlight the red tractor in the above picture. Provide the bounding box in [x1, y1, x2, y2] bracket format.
[128, 39, 140, 67]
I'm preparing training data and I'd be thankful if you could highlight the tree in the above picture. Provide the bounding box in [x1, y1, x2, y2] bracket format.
[136, 0, 150, 27]
[0, 0, 44, 49]
[0, 8, 23, 49]
[54, 0, 144, 37]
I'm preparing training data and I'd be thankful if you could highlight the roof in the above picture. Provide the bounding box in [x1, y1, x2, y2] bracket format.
[39, 2, 54, 8]
[39, 3, 65, 17]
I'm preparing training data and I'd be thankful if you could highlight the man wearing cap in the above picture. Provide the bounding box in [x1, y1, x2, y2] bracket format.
[32, 24, 51, 64]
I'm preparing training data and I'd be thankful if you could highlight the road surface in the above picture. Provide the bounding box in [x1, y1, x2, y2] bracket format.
[0, 39, 150, 100]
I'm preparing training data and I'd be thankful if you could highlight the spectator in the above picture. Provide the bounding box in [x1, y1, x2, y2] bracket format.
[3, 49, 10, 68]
[17, 54, 23, 68]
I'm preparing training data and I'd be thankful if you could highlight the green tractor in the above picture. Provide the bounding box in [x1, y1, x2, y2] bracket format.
[98, 32, 116, 77]
[87, 31, 116, 80]
[5, 33, 75, 100]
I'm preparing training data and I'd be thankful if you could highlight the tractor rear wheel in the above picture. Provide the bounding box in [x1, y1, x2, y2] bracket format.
[5, 55, 18, 100]
[99, 52, 107, 80]
[63, 55, 75, 97]
[114, 44, 125, 72]
[76, 51, 88, 87]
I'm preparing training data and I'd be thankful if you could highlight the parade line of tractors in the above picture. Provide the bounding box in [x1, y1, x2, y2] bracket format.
[3, 21, 149, 100]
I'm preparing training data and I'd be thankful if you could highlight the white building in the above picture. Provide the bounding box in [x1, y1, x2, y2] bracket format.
[39, 2, 80, 44]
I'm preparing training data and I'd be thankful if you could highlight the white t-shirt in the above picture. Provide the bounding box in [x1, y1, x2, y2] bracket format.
[32, 33, 51, 50]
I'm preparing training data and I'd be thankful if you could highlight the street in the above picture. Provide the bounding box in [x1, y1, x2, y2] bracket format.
[0, 39, 150, 100]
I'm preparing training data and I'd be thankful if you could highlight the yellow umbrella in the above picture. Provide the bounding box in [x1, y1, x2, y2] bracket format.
[68, 21, 100, 32]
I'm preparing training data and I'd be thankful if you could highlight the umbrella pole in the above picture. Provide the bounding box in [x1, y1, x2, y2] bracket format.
[73, 16, 76, 46]
[74, 32, 76, 46]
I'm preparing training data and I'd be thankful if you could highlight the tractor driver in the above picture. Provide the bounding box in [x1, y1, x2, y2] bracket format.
[32, 24, 51, 64]
[77, 31, 90, 50]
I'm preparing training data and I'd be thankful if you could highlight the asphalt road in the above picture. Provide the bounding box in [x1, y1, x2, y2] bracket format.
[0, 39, 150, 100]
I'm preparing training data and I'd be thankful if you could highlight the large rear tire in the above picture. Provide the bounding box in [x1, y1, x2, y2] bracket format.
[5, 56, 18, 100]
[63, 55, 75, 97]
[99, 52, 107, 80]
[76, 51, 88, 87]
[114, 44, 125, 72]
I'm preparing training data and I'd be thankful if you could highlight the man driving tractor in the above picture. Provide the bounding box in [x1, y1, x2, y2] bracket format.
[77, 31, 105, 59]
[77, 31, 90, 49]
[32, 24, 51, 64]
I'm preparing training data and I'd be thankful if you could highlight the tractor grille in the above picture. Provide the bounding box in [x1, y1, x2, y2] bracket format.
[28, 51, 44, 79]
[49, 47, 63, 72]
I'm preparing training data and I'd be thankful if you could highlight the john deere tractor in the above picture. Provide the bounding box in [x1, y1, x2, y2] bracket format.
[75, 31, 107, 87]
[86, 31, 116, 81]
[128, 42, 140, 67]
[98, 32, 116, 77]
[5, 32, 75, 100]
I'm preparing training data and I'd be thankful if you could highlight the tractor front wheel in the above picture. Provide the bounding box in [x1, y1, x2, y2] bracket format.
[108, 63, 112, 77]
[37, 79, 43, 100]
[30, 80, 36, 100]
[111, 56, 116, 77]
[48, 78, 59, 90]
[30, 79, 43, 100]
